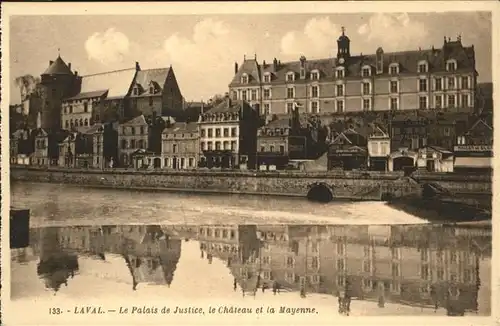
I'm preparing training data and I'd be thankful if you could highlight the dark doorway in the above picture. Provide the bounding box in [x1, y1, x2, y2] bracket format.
[153, 158, 161, 169]
[393, 156, 414, 171]
[172, 156, 178, 170]
[426, 160, 435, 172]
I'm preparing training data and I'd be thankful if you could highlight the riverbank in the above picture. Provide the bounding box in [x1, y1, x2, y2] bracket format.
[10, 165, 492, 204]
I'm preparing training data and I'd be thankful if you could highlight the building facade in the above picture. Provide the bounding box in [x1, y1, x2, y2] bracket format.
[229, 30, 476, 116]
[161, 122, 199, 169]
[118, 115, 149, 167]
[367, 126, 391, 171]
[198, 98, 260, 169]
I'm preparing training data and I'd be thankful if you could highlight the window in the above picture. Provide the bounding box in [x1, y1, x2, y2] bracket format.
[131, 127, 136, 135]
[280, 145, 285, 154]
[121, 139, 127, 149]
[363, 260, 371, 273]
[263, 256, 271, 265]
[242, 90, 247, 101]
[84, 119, 89, 126]
[287, 87, 295, 99]
[133, 87, 139, 96]
[311, 71, 319, 80]
[270, 145, 275, 152]
[448, 77, 455, 89]
[336, 100, 344, 113]
[130, 139, 136, 148]
[251, 90, 257, 101]
[336, 84, 344, 96]
[419, 79, 427, 92]
[231, 127, 237, 137]
[138, 140, 143, 149]
[337, 275, 345, 287]
[311, 101, 319, 114]
[435, 78, 442, 91]
[69, 105, 73, 114]
[421, 249, 429, 262]
[311, 257, 319, 269]
[231, 141, 237, 150]
[311, 85, 319, 98]
[286, 73, 295, 82]
[263, 103, 270, 115]
[391, 263, 400, 277]
[419, 96, 428, 110]
[437, 267, 444, 281]
[461, 76, 469, 89]
[363, 99, 371, 111]
[149, 86, 155, 94]
[263, 89, 271, 99]
[223, 141, 230, 150]
[310, 275, 320, 284]
[286, 256, 294, 268]
[391, 247, 401, 260]
[260, 146, 265, 152]
[201, 129, 206, 137]
[337, 258, 345, 271]
[448, 94, 456, 108]
[390, 81, 398, 93]
[363, 278, 372, 290]
[223, 128, 229, 137]
[435, 95, 442, 109]
[208, 129, 213, 137]
[215, 141, 221, 150]
[201, 142, 206, 150]
[215, 129, 221, 138]
[337, 243, 345, 255]
[362, 82, 371, 95]
[65, 120, 69, 128]
[390, 65, 399, 75]
[83, 102, 89, 113]
[140, 126, 144, 135]
[461, 94, 469, 107]
[241, 75, 248, 84]
[390, 98, 398, 110]
[264, 74, 270, 83]
[300, 68, 305, 79]
[362, 67, 371, 77]
[336, 69, 345, 79]
[149, 97, 153, 106]
[286, 102, 294, 114]
[444, 127, 450, 136]
[447, 61, 456, 71]
[418, 63, 427, 73]
[420, 265, 429, 280]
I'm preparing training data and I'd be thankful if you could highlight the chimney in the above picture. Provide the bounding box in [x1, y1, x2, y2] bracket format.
[263, 60, 266, 67]
[74, 71, 78, 76]
[225, 92, 231, 108]
[234, 62, 239, 74]
[273, 58, 278, 70]
[135, 62, 141, 71]
[201, 101, 204, 113]
[49, 60, 54, 66]
[36, 111, 42, 129]
[68, 63, 71, 70]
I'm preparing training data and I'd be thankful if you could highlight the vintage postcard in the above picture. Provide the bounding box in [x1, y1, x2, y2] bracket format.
[1, 1, 498, 326]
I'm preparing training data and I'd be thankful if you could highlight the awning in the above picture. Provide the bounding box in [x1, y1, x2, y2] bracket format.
[454, 157, 492, 168]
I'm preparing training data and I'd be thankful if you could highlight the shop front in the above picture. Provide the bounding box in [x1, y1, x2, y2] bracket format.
[416, 146, 454, 173]
[256, 152, 289, 170]
[328, 145, 367, 171]
[200, 150, 237, 169]
[453, 145, 492, 174]
[131, 149, 157, 169]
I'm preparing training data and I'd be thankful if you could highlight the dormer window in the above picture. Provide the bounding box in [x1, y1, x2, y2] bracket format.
[310, 70, 319, 81]
[336, 67, 345, 79]
[418, 61, 428, 74]
[286, 72, 295, 82]
[389, 63, 399, 75]
[133, 87, 139, 96]
[362, 66, 371, 77]
[264, 73, 271, 83]
[149, 86, 155, 94]
[446, 60, 457, 72]
[241, 74, 249, 84]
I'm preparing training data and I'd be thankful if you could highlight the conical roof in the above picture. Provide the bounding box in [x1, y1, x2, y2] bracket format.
[42, 55, 73, 75]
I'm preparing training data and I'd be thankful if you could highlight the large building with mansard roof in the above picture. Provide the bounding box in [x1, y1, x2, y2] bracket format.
[228, 28, 477, 117]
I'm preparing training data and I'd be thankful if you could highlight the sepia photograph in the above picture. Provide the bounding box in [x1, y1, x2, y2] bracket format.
[2, 2, 497, 326]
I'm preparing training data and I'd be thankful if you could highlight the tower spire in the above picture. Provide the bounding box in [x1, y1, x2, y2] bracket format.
[341, 26, 345, 36]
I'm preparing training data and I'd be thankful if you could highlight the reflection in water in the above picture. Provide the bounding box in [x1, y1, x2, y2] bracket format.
[11, 223, 491, 316]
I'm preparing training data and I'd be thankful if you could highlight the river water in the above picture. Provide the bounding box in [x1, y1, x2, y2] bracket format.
[10, 182, 428, 226]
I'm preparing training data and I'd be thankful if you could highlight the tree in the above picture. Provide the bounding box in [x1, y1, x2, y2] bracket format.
[15, 74, 41, 102]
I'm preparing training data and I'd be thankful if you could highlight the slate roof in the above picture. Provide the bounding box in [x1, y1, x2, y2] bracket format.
[260, 118, 290, 130]
[131, 68, 171, 98]
[205, 100, 244, 115]
[79, 68, 137, 99]
[42, 56, 73, 75]
[230, 38, 475, 86]
[123, 114, 148, 126]
[65, 90, 108, 101]
[163, 122, 198, 134]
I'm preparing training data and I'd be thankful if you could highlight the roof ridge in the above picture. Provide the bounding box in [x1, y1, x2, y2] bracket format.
[81, 67, 136, 77]
[139, 67, 170, 72]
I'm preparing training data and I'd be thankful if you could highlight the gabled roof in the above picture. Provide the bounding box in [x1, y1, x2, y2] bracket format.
[65, 90, 108, 101]
[42, 56, 73, 75]
[79, 68, 137, 99]
[122, 114, 148, 126]
[131, 68, 171, 98]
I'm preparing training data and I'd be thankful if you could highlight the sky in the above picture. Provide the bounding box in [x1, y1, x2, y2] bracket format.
[9, 12, 492, 105]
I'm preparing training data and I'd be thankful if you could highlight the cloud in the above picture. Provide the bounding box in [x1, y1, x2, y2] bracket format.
[357, 13, 429, 51]
[162, 18, 253, 100]
[280, 17, 341, 59]
[85, 28, 130, 65]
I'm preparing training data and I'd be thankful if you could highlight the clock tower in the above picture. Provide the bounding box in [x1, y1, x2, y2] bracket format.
[337, 27, 350, 63]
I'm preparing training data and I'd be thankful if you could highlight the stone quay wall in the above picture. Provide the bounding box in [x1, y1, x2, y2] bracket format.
[10, 165, 491, 201]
